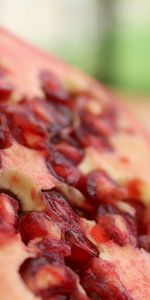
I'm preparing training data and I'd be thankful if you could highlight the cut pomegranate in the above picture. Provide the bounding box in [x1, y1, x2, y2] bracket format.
[1, 28, 150, 300]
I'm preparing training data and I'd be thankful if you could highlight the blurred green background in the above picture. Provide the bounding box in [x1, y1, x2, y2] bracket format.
[0, 0, 150, 95]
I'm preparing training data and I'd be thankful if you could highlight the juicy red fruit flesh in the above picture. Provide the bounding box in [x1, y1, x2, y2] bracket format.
[43, 189, 80, 224]
[54, 142, 84, 165]
[0, 64, 149, 300]
[43, 189, 98, 265]
[0, 193, 19, 228]
[0, 192, 19, 243]
[20, 257, 78, 299]
[64, 228, 98, 267]
[40, 71, 69, 104]
[46, 150, 81, 185]
[35, 237, 71, 264]
[71, 99, 117, 151]
[0, 113, 12, 148]
[77, 170, 127, 205]
[81, 258, 132, 300]
[19, 212, 59, 244]
[0, 79, 14, 101]
[3, 102, 49, 150]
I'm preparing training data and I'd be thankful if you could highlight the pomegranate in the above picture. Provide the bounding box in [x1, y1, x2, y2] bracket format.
[1, 27, 150, 299]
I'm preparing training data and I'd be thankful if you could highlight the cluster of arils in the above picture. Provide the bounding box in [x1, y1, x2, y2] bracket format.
[1, 71, 150, 300]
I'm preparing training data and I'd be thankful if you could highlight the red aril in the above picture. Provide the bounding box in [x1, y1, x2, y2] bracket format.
[0, 193, 19, 228]
[19, 212, 61, 244]
[0, 112, 12, 148]
[40, 70, 69, 104]
[81, 258, 131, 300]
[0, 79, 14, 101]
[20, 257, 78, 299]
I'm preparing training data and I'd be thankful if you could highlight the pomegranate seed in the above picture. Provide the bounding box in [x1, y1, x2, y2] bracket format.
[36, 237, 71, 264]
[3, 104, 49, 150]
[47, 149, 81, 186]
[139, 235, 150, 252]
[54, 142, 83, 165]
[43, 189, 80, 225]
[0, 193, 19, 228]
[81, 110, 112, 137]
[40, 71, 69, 104]
[19, 212, 60, 244]
[0, 225, 16, 243]
[0, 113, 12, 148]
[81, 258, 131, 300]
[0, 80, 14, 101]
[29, 99, 72, 133]
[65, 228, 98, 266]
[95, 215, 137, 247]
[78, 170, 127, 204]
[72, 126, 113, 150]
[20, 257, 78, 299]
[97, 203, 120, 217]
[43, 190, 98, 265]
